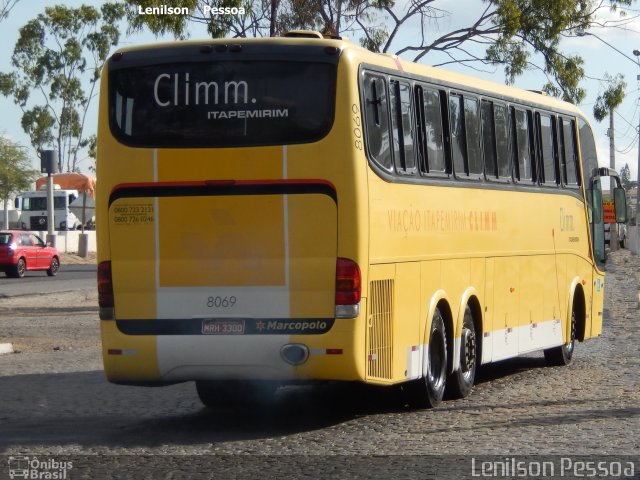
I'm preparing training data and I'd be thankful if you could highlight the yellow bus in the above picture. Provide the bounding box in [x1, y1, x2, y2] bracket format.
[97, 31, 626, 408]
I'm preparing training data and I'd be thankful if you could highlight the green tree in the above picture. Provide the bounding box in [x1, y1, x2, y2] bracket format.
[0, 3, 126, 173]
[0, 136, 37, 228]
[593, 73, 626, 122]
[619, 163, 632, 190]
[124, 0, 635, 104]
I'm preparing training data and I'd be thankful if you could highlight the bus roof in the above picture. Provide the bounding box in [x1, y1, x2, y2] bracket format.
[110, 34, 584, 118]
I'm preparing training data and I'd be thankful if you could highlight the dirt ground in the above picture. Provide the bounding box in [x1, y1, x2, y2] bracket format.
[59, 251, 97, 265]
[0, 252, 98, 355]
[0, 287, 98, 355]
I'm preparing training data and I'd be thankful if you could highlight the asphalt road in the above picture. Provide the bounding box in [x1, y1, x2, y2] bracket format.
[0, 264, 96, 298]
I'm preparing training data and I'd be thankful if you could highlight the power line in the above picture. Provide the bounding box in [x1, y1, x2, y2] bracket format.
[615, 106, 639, 138]
[616, 132, 639, 155]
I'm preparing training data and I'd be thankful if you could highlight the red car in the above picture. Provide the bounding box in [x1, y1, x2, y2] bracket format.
[0, 230, 60, 278]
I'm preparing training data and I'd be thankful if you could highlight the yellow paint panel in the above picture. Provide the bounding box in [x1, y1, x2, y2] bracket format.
[158, 195, 285, 287]
[519, 256, 544, 328]
[419, 261, 442, 341]
[590, 271, 605, 337]
[393, 262, 421, 379]
[101, 322, 159, 382]
[156, 147, 283, 182]
[288, 194, 337, 318]
[109, 198, 157, 319]
[441, 259, 470, 324]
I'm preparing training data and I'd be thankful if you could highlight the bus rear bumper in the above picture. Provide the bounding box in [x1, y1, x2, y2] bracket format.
[101, 320, 363, 385]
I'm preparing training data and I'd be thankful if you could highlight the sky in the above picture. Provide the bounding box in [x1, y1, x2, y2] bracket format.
[0, 0, 639, 183]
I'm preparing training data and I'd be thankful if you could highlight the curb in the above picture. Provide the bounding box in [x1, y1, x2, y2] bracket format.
[0, 343, 14, 355]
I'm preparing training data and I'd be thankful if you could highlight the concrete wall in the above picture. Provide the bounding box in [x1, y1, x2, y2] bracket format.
[31, 230, 97, 253]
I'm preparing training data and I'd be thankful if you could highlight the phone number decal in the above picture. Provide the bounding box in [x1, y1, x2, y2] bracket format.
[112, 203, 155, 225]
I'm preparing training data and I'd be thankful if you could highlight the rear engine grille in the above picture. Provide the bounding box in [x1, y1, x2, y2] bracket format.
[367, 279, 394, 380]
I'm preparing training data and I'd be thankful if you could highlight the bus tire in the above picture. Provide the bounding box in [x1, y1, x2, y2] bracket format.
[195, 380, 277, 408]
[446, 306, 476, 399]
[544, 300, 576, 366]
[404, 308, 447, 409]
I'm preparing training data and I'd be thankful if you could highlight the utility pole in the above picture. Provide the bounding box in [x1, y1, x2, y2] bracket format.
[609, 108, 619, 251]
[269, 0, 278, 36]
[636, 99, 640, 253]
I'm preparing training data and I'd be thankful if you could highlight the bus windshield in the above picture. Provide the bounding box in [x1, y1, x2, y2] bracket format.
[109, 61, 337, 148]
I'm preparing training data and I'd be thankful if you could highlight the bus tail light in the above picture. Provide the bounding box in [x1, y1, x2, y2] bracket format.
[98, 261, 115, 320]
[335, 258, 360, 319]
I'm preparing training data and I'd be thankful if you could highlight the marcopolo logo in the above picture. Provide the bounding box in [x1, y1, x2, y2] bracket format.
[8, 456, 73, 479]
[254, 319, 331, 334]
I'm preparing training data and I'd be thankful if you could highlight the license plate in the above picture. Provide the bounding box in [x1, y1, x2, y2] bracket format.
[201, 319, 245, 335]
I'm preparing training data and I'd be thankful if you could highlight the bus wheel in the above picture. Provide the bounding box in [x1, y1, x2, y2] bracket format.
[544, 301, 576, 366]
[195, 380, 277, 408]
[404, 308, 447, 409]
[446, 306, 476, 399]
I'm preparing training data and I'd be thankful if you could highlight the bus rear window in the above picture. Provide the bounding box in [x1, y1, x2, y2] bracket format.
[109, 61, 337, 147]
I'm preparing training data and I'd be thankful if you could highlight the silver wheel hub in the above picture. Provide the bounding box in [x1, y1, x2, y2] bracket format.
[461, 328, 476, 374]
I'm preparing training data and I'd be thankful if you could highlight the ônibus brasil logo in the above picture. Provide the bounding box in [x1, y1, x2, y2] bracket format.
[8, 456, 73, 479]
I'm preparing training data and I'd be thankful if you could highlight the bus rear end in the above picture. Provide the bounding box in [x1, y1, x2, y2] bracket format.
[97, 39, 365, 393]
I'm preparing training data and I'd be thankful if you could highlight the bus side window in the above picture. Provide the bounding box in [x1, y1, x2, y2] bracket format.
[428, 90, 447, 173]
[481, 99, 496, 177]
[560, 118, 580, 187]
[450, 93, 482, 179]
[363, 74, 393, 171]
[579, 118, 598, 190]
[389, 79, 416, 174]
[482, 100, 510, 180]
[416, 85, 446, 175]
[527, 110, 538, 182]
[449, 93, 466, 177]
[494, 103, 510, 179]
[512, 107, 535, 183]
[464, 96, 483, 177]
[414, 85, 426, 173]
[538, 113, 557, 186]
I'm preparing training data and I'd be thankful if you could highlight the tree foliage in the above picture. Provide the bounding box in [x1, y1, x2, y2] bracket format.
[124, 0, 635, 104]
[593, 73, 626, 122]
[619, 163, 633, 190]
[0, 136, 37, 227]
[0, 3, 126, 173]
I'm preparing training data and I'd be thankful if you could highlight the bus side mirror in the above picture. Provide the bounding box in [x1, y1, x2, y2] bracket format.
[613, 187, 627, 223]
[592, 189, 602, 224]
[14, 198, 19, 209]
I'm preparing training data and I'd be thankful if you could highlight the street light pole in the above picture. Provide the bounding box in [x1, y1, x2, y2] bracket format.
[576, 30, 640, 64]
